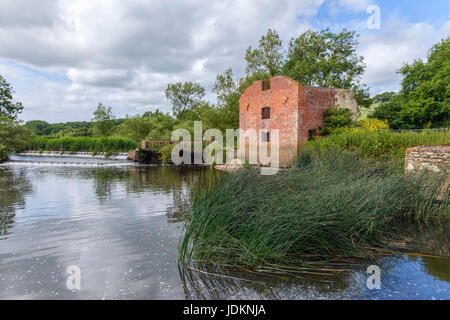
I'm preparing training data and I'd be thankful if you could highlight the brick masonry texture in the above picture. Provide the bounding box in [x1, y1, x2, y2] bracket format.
[239, 76, 358, 165]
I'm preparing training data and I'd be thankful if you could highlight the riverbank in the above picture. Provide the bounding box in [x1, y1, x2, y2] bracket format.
[180, 150, 449, 272]
[27, 136, 138, 155]
[306, 129, 450, 169]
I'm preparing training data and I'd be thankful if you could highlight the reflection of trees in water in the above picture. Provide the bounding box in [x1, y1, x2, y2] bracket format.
[0, 167, 32, 239]
[178, 263, 366, 300]
[398, 220, 450, 283]
[52, 165, 222, 222]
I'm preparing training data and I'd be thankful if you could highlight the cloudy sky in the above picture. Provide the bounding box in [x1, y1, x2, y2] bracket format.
[0, 0, 449, 123]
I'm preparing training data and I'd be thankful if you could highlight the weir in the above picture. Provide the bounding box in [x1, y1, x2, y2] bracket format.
[2, 153, 135, 167]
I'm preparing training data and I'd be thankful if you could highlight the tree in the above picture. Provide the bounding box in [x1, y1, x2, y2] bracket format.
[92, 103, 115, 136]
[372, 92, 396, 103]
[397, 38, 450, 128]
[0, 117, 31, 153]
[165, 82, 205, 119]
[370, 38, 450, 129]
[282, 29, 371, 108]
[0, 75, 23, 119]
[245, 29, 284, 77]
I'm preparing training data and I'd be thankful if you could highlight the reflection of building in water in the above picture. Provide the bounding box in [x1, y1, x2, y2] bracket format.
[0, 167, 33, 239]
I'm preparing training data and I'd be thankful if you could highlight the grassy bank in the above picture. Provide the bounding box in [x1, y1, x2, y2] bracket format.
[306, 129, 450, 168]
[27, 137, 138, 154]
[179, 150, 449, 271]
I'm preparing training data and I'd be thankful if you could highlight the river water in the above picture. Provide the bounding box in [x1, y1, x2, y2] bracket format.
[0, 156, 449, 299]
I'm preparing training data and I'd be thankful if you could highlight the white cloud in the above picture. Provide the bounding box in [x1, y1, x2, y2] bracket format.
[359, 19, 449, 94]
[0, 0, 448, 122]
[0, 0, 323, 122]
[338, 0, 374, 12]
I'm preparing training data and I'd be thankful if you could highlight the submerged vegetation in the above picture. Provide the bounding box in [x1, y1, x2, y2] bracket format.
[27, 136, 138, 154]
[179, 150, 449, 271]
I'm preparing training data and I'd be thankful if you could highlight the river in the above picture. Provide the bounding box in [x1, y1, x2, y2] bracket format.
[0, 155, 449, 299]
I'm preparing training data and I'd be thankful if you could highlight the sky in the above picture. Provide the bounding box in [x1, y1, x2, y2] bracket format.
[0, 0, 449, 123]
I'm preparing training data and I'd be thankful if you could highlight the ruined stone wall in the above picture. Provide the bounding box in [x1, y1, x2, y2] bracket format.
[405, 145, 449, 199]
[405, 145, 450, 173]
[334, 89, 359, 121]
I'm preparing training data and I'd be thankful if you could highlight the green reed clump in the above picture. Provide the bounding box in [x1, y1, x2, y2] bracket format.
[179, 150, 449, 271]
[28, 137, 138, 153]
[307, 129, 450, 168]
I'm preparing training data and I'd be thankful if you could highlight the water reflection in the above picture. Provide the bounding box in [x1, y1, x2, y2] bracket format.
[0, 167, 32, 239]
[0, 161, 448, 299]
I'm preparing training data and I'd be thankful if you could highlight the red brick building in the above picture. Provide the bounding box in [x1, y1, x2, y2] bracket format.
[239, 76, 358, 165]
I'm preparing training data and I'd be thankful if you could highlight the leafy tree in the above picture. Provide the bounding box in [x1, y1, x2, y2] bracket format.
[165, 82, 205, 119]
[371, 38, 450, 129]
[92, 103, 115, 137]
[115, 112, 175, 142]
[369, 95, 406, 129]
[0, 75, 23, 119]
[282, 29, 371, 108]
[372, 92, 396, 103]
[245, 29, 284, 77]
[397, 38, 450, 128]
[0, 117, 31, 153]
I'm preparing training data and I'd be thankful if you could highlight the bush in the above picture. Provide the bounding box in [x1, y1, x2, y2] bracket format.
[179, 150, 449, 271]
[321, 107, 355, 135]
[27, 137, 138, 153]
[307, 129, 450, 168]
[358, 118, 389, 131]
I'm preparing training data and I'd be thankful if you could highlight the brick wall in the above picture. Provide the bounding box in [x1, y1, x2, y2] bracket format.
[239, 76, 358, 166]
[239, 76, 300, 165]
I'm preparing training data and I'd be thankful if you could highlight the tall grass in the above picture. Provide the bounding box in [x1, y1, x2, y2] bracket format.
[307, 129, 450, 168]
[179, 150, 449, 271]
[28, 137, 138, 153]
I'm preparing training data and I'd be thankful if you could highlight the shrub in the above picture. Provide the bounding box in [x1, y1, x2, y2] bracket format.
[307, 129, 450, 168]
[321, 106, 355, 135]
[358, 118, 389, 131]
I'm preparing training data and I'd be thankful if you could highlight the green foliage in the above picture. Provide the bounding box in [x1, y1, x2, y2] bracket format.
[115, 111, 175, 142]
[370, 38, 450, 129]
[245, 29, 284, 77]
[0, 75, 23, 119]
[92, 103, 115, 137]
[0, 117, 31, 154]
[321, 107, 355, 135]
[165, 82, 206, 119]
[159, 144, 175, 164]
[0, 147, 6, 162]
[282, 29, 371, 108]
[307, 129, 450, 168]
[27, 136, 137, 153]
[372, 91, 396, 103]
[24, 120, 94, 137]
[180, 151, 449, 270]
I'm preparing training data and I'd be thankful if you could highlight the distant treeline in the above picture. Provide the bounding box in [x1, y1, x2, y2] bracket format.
[24, 119, 125, 137]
